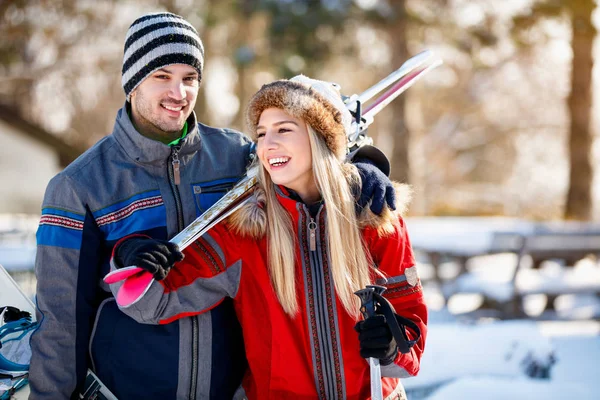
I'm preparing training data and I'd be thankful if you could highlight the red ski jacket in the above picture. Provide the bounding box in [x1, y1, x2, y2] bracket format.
[113, 187, 427, 399]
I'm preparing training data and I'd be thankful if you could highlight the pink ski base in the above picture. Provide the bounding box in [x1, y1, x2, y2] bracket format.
[115, 272, 155, 308]
[103, 266, 145, 283]
[103, 267, 155, 307]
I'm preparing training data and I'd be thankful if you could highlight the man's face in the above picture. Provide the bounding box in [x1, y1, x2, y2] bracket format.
[130, 64, 199, 142]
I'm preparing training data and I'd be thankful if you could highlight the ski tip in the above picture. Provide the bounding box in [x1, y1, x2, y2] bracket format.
[103, 266, 145, 284]
[115, 272, 155, 308]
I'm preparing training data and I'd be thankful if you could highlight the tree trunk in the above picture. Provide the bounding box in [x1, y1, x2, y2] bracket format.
[194, 0, 219, 126]
[233, 3, 253, 132]
[565, 0, 596, 220]
[388, 0, 410, 183]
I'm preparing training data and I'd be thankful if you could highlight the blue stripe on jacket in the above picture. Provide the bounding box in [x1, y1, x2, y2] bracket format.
[92, 190, 166, 241]
[37, 207, 85, 249]
[92, 190, 162, 216]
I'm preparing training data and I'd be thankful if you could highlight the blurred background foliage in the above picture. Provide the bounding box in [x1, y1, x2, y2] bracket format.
[1, 0, 599, 220]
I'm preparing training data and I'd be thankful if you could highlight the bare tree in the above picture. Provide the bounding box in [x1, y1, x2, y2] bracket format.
[564, 0, 595, 220]
[514, 0, 596, 220]
[387, 0, 410, 183]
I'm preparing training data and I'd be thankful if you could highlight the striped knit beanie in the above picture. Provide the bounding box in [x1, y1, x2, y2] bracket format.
[121, 12, 205, 99]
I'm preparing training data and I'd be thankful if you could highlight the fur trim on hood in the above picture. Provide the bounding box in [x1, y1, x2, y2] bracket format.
[226, 182, 412, 239]
[245, 75, 353, 161]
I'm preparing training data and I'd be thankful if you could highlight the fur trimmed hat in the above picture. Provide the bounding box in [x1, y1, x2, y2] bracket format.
[245, 75, 353, 160]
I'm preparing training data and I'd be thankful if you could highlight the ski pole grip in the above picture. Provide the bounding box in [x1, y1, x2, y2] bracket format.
[355, 285, 386, 319]
[355, 288, 375, 319]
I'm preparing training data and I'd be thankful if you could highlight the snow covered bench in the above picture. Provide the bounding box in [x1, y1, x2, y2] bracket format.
[444, 233, 600, 318]
[509, 234, 600, 317]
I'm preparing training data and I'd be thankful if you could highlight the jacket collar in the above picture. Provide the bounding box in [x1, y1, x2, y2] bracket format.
[112, 103, 202, 164]
[275, 185, 323, 218]
[228, 183, 409, 239]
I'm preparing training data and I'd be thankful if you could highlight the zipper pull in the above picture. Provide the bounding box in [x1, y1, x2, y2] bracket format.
[172, 148, 181, 185]
[308, 218, 317, 251]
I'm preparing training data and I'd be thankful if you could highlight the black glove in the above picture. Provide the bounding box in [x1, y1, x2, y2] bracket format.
[354, 314, 398, 365]
[354, 161, 396, 215]
[115, 237, 184, 281]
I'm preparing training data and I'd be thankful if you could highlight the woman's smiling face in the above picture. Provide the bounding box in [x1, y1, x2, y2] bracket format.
[256, 108, 319, 203]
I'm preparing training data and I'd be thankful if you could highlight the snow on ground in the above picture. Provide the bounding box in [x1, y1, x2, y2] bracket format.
[410, 249, 600, 400]
[419, 319, 600, 400]
[405, 319, 556, 391]
[426, 376, 591, 400]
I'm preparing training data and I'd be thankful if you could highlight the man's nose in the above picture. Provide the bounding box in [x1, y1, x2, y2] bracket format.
[169, 80, 186, 100]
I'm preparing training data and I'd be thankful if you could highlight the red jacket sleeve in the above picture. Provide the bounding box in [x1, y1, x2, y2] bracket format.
[160, 222, 242, 292]
[364, 216, 428, 377]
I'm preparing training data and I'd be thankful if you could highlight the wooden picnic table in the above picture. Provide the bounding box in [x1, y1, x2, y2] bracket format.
[405, 217, 600, 317]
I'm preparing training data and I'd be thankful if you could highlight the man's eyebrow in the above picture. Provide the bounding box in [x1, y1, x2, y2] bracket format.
[256, 120, 299, 130]
[153, 68, 197, 77]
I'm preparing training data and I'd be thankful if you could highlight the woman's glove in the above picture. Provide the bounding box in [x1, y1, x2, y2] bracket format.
[115, 237, 184, 280]
[354, 161, 396, 215]
[354, 314, 399, 365]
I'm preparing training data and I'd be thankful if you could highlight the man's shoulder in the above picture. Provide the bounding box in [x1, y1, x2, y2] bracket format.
[59, 135, 118, 181]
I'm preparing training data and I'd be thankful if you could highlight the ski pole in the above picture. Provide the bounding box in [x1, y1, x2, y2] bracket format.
[355, 285, 388, 400]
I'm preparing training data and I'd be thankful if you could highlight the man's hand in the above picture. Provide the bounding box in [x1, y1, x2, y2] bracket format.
[115, 237, 184, 280]
[354, 314, 399, 365]
[354, 161, 396, 215]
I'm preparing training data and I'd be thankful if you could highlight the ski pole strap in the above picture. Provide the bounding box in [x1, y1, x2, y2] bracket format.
[371, 291, 421, 354]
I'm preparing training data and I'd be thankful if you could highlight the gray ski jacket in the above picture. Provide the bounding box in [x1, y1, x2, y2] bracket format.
[29, 104, 252, 399]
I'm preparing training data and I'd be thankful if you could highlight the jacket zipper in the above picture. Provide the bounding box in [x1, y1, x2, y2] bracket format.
[309, 217, 317, 251]
[168, 146, 184, 230]
[190, 318, 199, 400]
[195, 182, 235, 194]
[168, 145, 198, 400]
[172, 148, 181, 185]
[303, 206, 338, 399]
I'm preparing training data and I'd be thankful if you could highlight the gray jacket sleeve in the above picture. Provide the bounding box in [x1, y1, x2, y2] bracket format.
[29, 174, 101, 399]
[108, 230, 242, 325]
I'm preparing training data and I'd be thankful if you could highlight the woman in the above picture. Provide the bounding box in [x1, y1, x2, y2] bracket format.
[109, 75, 427, 399]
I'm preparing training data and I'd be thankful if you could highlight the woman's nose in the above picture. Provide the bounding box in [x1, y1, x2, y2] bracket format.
[263, 131, 279, 149]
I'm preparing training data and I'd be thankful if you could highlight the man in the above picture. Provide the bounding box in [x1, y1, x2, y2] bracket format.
[29, 11, 395, 400]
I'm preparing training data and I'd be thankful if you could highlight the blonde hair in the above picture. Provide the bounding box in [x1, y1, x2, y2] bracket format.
[258, 126, 373, 318]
